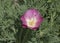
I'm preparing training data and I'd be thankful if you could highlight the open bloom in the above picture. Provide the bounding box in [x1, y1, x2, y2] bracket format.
[20, 8, 43, 30]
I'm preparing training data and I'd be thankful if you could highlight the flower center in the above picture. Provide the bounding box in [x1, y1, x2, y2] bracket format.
[29, 19, 35, 26]
[26, 17, 36, 27]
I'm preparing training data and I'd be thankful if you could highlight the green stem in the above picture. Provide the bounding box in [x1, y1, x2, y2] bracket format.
[19, 29, 24, 43]
[16, 29, 23, 43]
[22, 29, 30, 43]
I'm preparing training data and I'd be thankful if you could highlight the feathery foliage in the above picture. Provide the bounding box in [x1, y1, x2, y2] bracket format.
[0, 0, 60, 43]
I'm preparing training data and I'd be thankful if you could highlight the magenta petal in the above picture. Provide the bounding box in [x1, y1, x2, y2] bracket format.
[24, 8, 40, 19]
[22, 24, 27, 28]
[35, 17, 43, 27]
[31, 27, 38, 30]
[21, 16, 27, 28]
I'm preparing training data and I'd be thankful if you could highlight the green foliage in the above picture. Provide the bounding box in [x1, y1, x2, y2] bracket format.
[0, 0, 60, 43]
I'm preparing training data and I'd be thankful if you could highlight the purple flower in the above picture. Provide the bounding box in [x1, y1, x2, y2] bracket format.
[20, 8, 43, 30]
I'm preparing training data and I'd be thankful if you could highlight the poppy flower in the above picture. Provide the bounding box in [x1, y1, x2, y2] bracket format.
[21, 8, 43, 30]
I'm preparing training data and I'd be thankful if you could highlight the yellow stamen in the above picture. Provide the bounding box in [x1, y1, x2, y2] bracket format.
[26, 18, 36, 27]
[29, 20, 35, 26]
